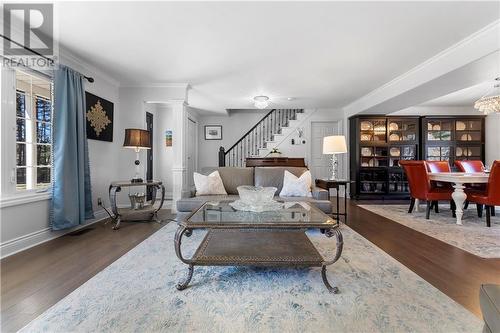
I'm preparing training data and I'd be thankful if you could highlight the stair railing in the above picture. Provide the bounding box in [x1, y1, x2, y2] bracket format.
[218, 109, 302, 167]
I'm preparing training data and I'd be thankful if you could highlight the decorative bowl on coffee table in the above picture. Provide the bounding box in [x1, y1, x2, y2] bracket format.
[229, 186, 283, 212]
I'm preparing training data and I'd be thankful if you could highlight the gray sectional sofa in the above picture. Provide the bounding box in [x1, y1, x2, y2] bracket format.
[480, 284, 500, 333]
[176, 166, 332, 214]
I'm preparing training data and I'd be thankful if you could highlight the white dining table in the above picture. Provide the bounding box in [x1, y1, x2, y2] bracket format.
[427, 172, 489, 225]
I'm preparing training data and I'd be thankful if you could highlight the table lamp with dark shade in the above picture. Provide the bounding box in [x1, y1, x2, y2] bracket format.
[123, 128, 151, 183]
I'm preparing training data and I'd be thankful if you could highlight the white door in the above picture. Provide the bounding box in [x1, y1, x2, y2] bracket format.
[310, 121, 342, 180]
[187, 118, 197, 188]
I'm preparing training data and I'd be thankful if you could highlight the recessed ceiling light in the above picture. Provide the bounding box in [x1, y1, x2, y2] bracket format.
[287, 97, 295, 101]
[253, 95, 269, 109]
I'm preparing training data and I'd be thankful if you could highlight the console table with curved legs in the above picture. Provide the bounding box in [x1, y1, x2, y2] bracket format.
[108, 180, 165, 230]
[174, 200, 343, 293]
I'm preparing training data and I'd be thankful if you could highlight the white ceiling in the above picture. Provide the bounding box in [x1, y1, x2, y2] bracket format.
[420, 81, 496, 107]
[56, 1, 500, 113]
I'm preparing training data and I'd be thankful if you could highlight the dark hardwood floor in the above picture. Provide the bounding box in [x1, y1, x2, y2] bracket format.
[2, 201, 499, 332]
[1, 214, 169, 333]
[345, 199, 500, 318]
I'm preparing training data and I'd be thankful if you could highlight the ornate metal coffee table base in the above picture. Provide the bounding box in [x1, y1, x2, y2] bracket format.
[174, 226, 343, 293]
[321, 266, 339, 294]
[176, 264, 194, 291]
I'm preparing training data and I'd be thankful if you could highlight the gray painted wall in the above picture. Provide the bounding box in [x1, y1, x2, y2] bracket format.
[197, 110, 268, 169]
[1, 56, 121, 257]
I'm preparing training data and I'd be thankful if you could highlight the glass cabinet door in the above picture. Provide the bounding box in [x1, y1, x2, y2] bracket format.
[359, 170, 387, 194]
[455, 120, 481, 142]
[388, 119, 417, 142]
[426, 146, 450, 161]
[455, 145, 481, 161]
[388, 170, 409, 193]
[360, 119, 386, 142]
[388, 145, 416, 167]
[427, 120, 452, 141]
[360, 146, 388, 167]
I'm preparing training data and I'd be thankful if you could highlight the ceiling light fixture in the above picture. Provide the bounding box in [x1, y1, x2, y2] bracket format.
[253, 95, 269, 109]
[474, 77, 500, 114]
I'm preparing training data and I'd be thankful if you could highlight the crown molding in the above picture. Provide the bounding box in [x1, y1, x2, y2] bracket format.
[343, 19, 500, 116]
[58, 47, 121, 87]
[1, 9, 121, 87]
[145, 99, 185, 105]
[120, 82, 189, 89]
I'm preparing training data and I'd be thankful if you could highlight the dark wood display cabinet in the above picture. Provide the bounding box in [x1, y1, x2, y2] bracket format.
[421, 116, 485, 168]
[350, 115, 486, 200]
[350, 116, 419, 199]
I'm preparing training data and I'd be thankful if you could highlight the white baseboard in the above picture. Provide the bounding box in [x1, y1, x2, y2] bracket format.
[0, 203, 174, 259]
[0, 208, 109, 259]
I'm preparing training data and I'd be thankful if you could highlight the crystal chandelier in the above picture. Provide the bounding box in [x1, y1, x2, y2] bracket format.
[474, 78, 500, 114]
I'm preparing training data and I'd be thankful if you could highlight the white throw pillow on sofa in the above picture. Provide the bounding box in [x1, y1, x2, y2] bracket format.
[279, 170, 312, 197]
[194, 171, 227, 196]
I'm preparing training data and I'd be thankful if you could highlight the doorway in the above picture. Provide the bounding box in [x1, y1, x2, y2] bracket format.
[146, 112, 154, 200]
[310, 121, 344, 180]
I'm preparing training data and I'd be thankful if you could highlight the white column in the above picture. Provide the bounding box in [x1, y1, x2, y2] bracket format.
[171, 101, 188, 213]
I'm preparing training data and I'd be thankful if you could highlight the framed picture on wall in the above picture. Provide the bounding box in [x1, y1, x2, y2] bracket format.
[204, 125, 222, 140]
[165, 130, 172, 147]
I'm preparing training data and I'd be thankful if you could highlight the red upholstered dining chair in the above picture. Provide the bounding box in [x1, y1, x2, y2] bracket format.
[454, 160, 485, 173]
[426, 161, 452, 173]
[425, 160, 453, 213]
[465, 160, 500, 227]
[400, 160, 455, 219]
[455, 160, 486, 205]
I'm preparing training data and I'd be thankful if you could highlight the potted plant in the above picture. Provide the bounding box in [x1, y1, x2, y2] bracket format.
[269, 147, 282, 158]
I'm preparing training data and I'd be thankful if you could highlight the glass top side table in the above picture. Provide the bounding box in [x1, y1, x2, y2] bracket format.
[108, 180, 165, 230]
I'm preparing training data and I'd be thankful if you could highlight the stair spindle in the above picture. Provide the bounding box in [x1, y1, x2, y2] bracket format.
[260, 122, 264, 147]
[254, 130, 257, 156]
[221, 109, 305, 164]
[268, 116, 271, 141]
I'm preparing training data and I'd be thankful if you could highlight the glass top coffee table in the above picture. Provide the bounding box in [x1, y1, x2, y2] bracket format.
[174, 200, 343, 293]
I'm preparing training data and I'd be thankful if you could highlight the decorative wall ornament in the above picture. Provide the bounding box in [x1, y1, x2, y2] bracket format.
[85, 92, 114, 142]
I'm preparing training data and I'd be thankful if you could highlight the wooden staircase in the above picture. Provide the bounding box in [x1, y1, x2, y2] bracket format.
[218, 109, 308, 167]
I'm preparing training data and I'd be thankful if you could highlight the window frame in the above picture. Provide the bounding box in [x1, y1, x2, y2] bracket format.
[0, 68, 53, 202]
[15, 90, 53, 190]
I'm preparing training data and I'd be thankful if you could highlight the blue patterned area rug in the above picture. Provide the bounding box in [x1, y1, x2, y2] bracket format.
[20, 222, 481, 332]
[359, 204, 500, 259]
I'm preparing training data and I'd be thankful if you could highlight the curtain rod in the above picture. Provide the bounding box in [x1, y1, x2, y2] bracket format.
[0, 34, 95, 83]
